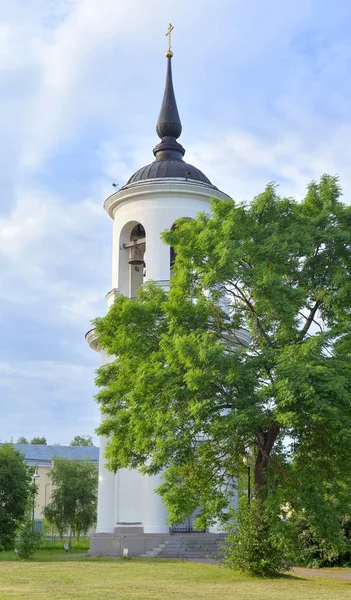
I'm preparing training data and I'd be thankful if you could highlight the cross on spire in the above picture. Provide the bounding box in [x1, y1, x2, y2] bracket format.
[165, 23, 174, 57]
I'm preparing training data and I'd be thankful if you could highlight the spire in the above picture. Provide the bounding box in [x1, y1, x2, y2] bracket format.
[156, 56, 182, 140]
[153, 25, 185, 161]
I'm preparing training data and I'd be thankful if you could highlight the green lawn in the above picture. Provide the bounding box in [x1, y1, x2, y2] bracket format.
[0, 538, 90, 562]
[0, 557, 350, 600]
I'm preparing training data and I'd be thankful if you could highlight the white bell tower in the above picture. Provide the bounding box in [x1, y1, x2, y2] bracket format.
[86, 40, 234, 547]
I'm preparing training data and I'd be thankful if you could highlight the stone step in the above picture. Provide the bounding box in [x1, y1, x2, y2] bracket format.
[162, 551, 220, 556]
[161, 556, 219, 559]
[164, 546, 219, 552]
[157, 534, 225, 559]
[163, 547, 221, 552]
[164, 541, 221, 546]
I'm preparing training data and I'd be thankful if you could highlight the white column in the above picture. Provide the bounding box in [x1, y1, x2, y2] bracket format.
[95, 348, 116, 534]
[96, 432, 116, 533]
[144, 221, 170, 283]
[143, 473, 169, 534]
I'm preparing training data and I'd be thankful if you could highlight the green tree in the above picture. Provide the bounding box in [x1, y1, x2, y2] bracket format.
[30, 437, 47, 445]
[16, 437, 29, 444]
[221, 498, 294, 576]
[44, 457, 98, 546]
[70, 435, 94, 447]
[0, 444, 32, 548]
[15, 492, 42, 559]
[94, 175, 351, 551]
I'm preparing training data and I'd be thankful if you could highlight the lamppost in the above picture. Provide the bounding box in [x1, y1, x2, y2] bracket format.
[243, 455, 254, 505]
[32, 471, 40, 526]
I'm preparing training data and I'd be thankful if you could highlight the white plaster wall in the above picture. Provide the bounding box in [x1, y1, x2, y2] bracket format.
[116, 469, 145, 525]
[107, 180, 230, 289]
[112, 199, 199, 287]
[143, 472, 169, 534]
[96, 431, 116, 533]
[96, 349, 116, 533]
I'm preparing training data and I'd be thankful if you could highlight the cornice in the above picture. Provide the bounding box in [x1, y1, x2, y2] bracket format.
[104, 179, 231, 219]
[85, 328, 99, 352]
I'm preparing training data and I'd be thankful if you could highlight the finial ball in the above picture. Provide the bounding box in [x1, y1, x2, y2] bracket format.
[165, 50, 173, 58]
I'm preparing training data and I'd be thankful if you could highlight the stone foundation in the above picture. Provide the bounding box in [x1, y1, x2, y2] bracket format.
[89, 532, 171, 557]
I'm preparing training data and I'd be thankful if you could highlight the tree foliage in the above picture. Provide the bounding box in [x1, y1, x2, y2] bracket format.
[30, 437, 47, 445]
[44, 457, 98, 545]
[294, 514, 351, 568]
[221, 498, 293, 576]
[70, 435, 94, 447]
[16, 437, 29, 444]
[15, 494, 42, 560]
[0, 444, 32, 549]
[94, 175, 351, 537]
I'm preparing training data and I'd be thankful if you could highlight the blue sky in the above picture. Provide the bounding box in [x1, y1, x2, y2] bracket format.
[0, 0, 350, 445]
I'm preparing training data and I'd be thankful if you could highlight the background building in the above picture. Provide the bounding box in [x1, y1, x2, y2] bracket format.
[15, 444, 99, 522]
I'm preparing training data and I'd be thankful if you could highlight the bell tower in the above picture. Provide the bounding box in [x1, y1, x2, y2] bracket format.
[86, 29, 233, 551]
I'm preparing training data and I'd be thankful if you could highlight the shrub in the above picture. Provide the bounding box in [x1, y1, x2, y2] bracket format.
[220, 498, 293, 577]
[296, 516, 351, 568]
[16, 512, 42, 560]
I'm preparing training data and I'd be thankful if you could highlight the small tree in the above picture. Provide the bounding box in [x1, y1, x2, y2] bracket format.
[16, 437, 29, 444]
[16, 488, 42, 559]
[30, 437, 47, 445]
[221, 499, 293, 576]
[0, 444, 32, 549]
[44, 457, 98, 547]
[70, 435, 94, 447]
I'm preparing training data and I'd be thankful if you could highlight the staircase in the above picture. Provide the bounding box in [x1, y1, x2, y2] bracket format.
[156, 533, 226, 559]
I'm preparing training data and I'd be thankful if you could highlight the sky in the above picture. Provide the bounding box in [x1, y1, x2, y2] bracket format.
[0, 0, 350, 445]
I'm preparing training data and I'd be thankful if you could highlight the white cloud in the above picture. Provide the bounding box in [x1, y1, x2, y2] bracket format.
[0, 0, 325, 176]
[0, 359, 90, 383]
[0, 186, 110, 319]
[186, 124, 351, 202]
[0, 359, 100, 445]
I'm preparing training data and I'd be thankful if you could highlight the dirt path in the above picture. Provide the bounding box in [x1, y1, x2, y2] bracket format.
[293, 567, 351, 581]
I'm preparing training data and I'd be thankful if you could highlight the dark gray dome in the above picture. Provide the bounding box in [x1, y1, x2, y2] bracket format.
[127, 159, 212, 185]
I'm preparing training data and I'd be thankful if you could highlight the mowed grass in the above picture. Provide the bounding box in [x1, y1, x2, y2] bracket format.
[0, 558, 351, 600]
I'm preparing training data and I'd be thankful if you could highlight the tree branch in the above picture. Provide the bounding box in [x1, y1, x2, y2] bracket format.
[233, 285, 275, 348]
[300, 300, 322, 338]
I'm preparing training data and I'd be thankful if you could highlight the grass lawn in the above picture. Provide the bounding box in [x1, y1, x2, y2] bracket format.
[0, 555, 351, 600]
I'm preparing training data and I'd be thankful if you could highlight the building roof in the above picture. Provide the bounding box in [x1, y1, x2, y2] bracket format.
[122, 52, 213, 189]
[14, 444, 99, 465]
[127, 159, 212, 185]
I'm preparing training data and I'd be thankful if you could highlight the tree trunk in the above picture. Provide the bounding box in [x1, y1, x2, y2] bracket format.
[255, 447, 269, 492]
[254, 424, 280, 495]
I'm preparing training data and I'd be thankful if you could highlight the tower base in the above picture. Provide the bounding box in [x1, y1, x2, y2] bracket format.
[89, 532, 171, 557]
[89, 531, 226, 558]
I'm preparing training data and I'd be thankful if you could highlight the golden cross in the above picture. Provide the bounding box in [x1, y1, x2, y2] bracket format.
[166, 23, 174, 52]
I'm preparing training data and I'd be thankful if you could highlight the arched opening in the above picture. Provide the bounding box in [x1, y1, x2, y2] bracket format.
[119, 221, 146, 298]
[129, 224, 146, 298]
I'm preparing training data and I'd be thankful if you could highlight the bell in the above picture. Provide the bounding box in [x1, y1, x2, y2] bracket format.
[128, 245, 144, 266]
